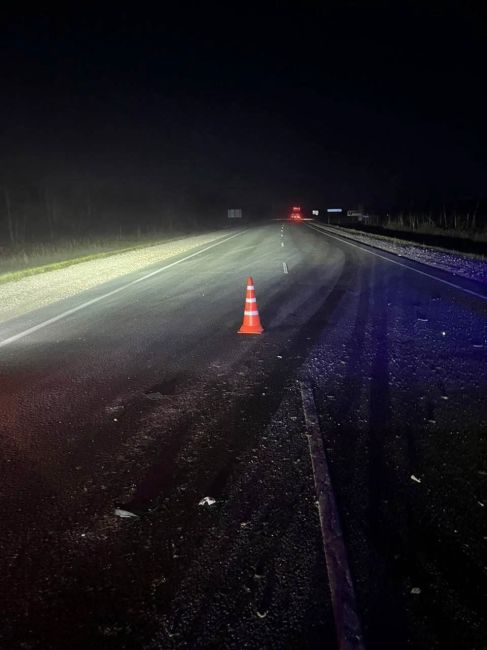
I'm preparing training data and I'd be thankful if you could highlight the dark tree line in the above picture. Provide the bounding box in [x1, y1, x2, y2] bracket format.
[361, 199, 486, 234]
[0, 179, 227, 247]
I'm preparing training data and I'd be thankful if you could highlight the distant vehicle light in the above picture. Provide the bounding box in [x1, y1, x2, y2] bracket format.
[289, 205, 303, 221]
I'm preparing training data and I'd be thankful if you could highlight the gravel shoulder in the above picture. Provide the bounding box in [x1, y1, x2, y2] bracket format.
[313, 223, 487, 284]
[0, 230, 231, 323]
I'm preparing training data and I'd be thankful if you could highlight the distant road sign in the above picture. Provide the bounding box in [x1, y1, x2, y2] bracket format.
[312, 210, 319, 216]
[228, 209, 242, 218]
[347, 210, 363, 217]
[327, 208, 342, 213]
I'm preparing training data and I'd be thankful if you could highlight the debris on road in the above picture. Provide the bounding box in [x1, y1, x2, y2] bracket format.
[198, 496, 216, 507]
[145, 392, 163, 401]
[105, 404, 123, 414]
[410, 475, 422, 484]
[114, 508, 138, 518]
[411, 587, 422, 595]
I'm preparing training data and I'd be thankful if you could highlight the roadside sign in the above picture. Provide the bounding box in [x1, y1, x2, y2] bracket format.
[327, 208, 342, 213]
[312, 210, 319, 216]
[228, 209, 242, 219]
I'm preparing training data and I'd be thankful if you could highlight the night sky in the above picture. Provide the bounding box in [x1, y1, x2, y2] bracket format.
[1, 2, 485, 217]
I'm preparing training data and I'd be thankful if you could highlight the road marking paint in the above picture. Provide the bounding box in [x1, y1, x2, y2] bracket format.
[281, 233, 284, 237]
[0, 230, 246, 349]
[300, 382, 365, 650]
[308, 224, 487, 301]
[281, 242, 284, 248]
[282, 262, 288, 274]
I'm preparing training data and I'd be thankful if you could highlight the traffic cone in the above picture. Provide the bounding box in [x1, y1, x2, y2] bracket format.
[238, 276, 264, 335]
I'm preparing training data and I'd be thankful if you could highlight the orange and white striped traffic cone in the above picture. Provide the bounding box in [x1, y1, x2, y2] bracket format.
[238, 276, 264, 335]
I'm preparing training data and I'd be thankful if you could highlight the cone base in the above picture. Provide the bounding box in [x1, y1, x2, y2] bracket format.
[238, 325, 263, 335]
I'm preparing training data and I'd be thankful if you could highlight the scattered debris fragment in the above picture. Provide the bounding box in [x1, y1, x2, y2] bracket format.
[256, 610, 268, 619]
[114, 508, 138, 518]
[411, 587, 421, 595]
[410, 475, 422, 484]
[198, 496, 216, 507]
[145, 392, 164, 401]
[106, 405, 123, 414]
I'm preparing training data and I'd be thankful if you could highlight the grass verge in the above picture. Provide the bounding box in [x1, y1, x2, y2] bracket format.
[0, 235, 189, 285]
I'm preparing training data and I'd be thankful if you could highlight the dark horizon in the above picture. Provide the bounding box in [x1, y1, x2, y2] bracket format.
[1, 2, 486, 227]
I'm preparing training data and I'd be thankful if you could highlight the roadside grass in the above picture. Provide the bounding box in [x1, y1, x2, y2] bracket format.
[0, 232, 193, 285]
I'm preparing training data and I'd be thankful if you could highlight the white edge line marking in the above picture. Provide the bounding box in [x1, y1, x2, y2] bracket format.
[308, 224, 487, 301]
[0, 230, 246, 349]
[282, 262, 288, 274]
[300, 382, 365, 650]
[281, 242, 284, 248]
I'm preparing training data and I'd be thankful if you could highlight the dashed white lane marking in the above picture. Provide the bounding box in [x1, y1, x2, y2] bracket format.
[282, 262, 288, 274]
[0, 230, 246, 349]
[300, 382, 365, 650]
[281, 242, 284, 248]
[308, 224, 487, 301]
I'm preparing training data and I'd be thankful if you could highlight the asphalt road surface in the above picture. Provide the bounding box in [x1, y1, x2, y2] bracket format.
[1, 223, 486, 649]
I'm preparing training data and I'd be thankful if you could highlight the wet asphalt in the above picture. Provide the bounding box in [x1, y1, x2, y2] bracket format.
[0, 222, 485, 649]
